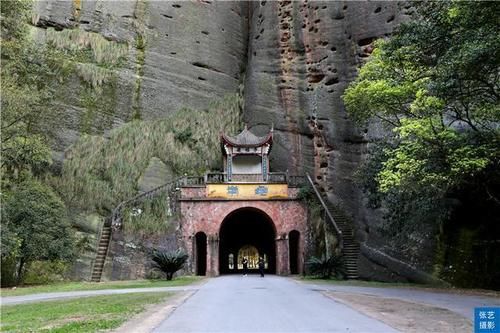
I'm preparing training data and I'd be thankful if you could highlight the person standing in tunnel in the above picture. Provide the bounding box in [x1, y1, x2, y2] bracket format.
[258, 257, 265, 277]
[242, 257, 248, 276]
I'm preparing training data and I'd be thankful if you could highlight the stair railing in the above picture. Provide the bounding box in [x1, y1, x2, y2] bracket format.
[92, 175, 196, 281]
[89, 219, 107, 281]
[109, 175, 199, 229]
[306, 173, 343, 251]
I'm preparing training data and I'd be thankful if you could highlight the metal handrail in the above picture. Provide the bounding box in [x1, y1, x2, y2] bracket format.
[109, 176, 188, 229]
[306, 173, 343, 250]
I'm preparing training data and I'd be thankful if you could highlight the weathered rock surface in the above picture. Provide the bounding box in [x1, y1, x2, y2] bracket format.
[243, 1, 415, 279]
[34, 0, 249, 157]
[34, 1, 432, 282]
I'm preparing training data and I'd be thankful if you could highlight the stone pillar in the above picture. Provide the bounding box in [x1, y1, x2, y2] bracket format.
[227, 154, 232, 181]
[207, 234, 219, 276]
[189, 234, 195, 275]
[276, 235, 290, 275]
[262, 154, 268, 181]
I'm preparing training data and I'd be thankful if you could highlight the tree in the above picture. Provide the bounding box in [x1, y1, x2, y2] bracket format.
[343, 1, 500, 287]
[151, 250, 188, 281]
[1, 0, 63, 185]
[1, 179, 75, 285]
[343, 1, 499, 227]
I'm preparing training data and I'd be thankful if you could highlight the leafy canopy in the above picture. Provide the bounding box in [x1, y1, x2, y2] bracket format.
[1, 179, 75, 284]
[343, 1, 499, 229]
[1, 0, 77, 286]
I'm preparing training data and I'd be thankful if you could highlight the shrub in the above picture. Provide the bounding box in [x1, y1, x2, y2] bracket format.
[1, 178, 75, 285]
[151, 249, 188, 281]
[306, 254, 345, 279]
[23, 261, 70, 285]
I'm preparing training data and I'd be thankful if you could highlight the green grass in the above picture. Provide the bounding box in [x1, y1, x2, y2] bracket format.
[1, 276, 202, 297]
[1, 292, 172, 332]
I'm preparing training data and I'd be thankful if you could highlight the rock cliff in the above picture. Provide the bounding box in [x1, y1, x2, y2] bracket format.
[33, 1, 425, 281]
[34, 0, 249, 159]
[242, 1, 415, 280]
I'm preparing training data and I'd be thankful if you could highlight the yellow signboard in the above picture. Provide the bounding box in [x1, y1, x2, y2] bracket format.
[206, 184, 288, 199]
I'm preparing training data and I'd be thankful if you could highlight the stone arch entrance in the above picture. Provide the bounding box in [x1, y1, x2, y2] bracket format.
[219, 207, 276, 274]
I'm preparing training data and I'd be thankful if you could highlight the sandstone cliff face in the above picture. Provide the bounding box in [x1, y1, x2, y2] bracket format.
[33, 1, 422, 280]
[34, 0, 249, 158]
[243, 1, 413, 278]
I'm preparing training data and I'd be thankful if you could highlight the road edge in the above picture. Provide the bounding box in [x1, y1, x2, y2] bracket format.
[112, 290, 197, 333]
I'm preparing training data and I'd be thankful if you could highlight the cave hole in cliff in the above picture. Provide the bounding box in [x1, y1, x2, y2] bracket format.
[219, 207, 276, 274]
[325, 77, 339, 86]
[374, 7, 382, 13]
[172, 4, 181, 8]
[195, 232, 207, 276]
[358, 37, 376, 47]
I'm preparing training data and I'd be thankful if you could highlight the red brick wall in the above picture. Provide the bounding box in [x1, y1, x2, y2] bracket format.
[180, 198, 307, 275]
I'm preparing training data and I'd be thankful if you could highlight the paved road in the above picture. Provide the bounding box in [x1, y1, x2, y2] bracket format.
[152, 275, 399, 333]
[303, 283, 500, 320]
[3, 276, 499, 332]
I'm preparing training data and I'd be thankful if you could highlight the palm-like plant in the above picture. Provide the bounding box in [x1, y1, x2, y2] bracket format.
[306, 254, 345, 279]
[151, 249, 188, 280]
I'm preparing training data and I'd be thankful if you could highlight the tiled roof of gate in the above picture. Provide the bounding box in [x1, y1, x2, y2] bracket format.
[221, 125, 273, 147]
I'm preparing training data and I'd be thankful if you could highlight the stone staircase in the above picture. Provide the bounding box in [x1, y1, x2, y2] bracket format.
[306, 174, 359, 280]
[324, 202, 360, 279]
[89, 176, 203, 282]
[90, 225, 112, 282]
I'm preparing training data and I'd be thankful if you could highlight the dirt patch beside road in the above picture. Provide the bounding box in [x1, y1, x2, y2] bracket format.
[325, 291, 472, 333]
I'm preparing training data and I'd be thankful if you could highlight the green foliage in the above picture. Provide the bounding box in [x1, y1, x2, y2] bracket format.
[1, 179, 75, 286]
[54, 93, 242, 215]
[45, 27, 128, 66]
[297, 185, 314, 202]
[343, 1, 500, 287]
[1, 0, 61, 185]
[344, 1, 499, 224]
[1, 256, 18, 287]
[306, 254, 345, 280]
[23, 260, 71, 285]
[1, 292, 172, 332]
[0, 0, 32, 42]
[1, 135, 52, 179]
[1, 276, 201, 297]
[151, 249, 188, 281]
[122, 192, 174, 236]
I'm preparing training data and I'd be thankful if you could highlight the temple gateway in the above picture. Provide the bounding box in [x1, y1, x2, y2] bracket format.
[92, 126, 355, 282]
[179, 126, 307, 276]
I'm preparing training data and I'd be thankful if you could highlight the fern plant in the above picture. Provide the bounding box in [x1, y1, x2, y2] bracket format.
[306, 254, 346, 279]
[151, 249, 188, 281]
